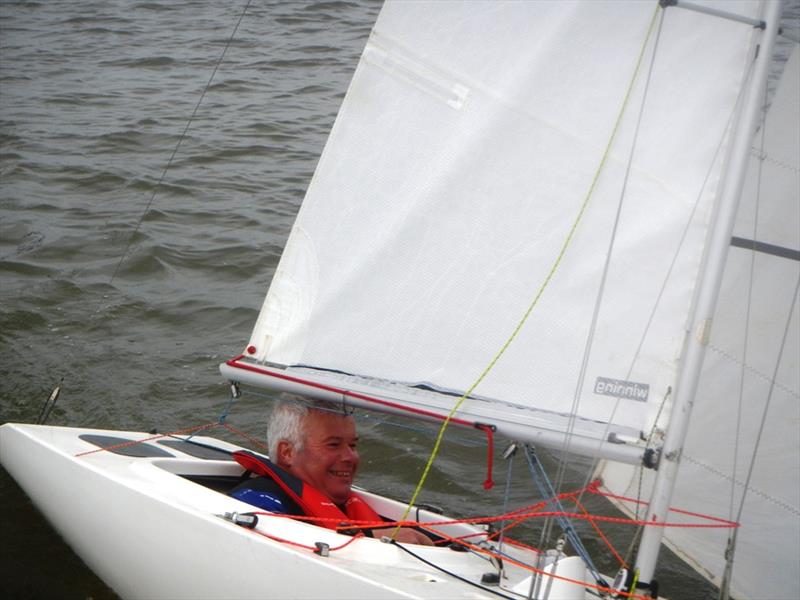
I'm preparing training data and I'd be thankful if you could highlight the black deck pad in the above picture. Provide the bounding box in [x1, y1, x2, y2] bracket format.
[158, 439, 234, 460]
[78, 434, 175, 458]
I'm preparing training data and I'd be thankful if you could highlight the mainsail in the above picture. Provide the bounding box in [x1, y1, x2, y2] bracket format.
[599, 43, 800, 599]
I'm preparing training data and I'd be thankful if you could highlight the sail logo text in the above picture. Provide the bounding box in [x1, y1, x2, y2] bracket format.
[594, 377, 649, 402]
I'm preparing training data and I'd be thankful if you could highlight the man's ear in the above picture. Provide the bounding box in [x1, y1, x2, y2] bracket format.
[276, 439, 293, 469]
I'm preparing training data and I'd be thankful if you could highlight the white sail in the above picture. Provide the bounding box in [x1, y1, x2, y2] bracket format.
[600, 44, 800, 598]
[228, 0, 765, 458]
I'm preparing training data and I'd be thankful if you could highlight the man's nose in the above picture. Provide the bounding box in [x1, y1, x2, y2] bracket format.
[342, 445, 359, 462]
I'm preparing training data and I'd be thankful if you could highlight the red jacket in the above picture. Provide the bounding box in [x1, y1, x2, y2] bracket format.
[232, 450, 382, 530]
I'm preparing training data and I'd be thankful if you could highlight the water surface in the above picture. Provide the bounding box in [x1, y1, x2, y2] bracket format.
[1, 1, 797, 598]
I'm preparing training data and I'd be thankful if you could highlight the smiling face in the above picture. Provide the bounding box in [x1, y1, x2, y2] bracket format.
[277, 409, 359, 506]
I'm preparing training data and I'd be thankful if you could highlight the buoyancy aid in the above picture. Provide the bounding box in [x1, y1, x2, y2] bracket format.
[232, 450, 383, 530]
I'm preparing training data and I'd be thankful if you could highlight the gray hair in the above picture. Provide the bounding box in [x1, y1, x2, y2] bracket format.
[267, 396, 345, 459]
[267, 397, 309, 459]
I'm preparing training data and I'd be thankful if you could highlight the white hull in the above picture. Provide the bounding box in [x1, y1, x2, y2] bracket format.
[1, 422, 596, 599]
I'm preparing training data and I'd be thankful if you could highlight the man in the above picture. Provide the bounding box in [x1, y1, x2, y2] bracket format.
[230, 397, 433, 545]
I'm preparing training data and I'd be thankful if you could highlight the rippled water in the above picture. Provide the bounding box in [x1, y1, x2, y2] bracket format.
[1, 1, 797, 599]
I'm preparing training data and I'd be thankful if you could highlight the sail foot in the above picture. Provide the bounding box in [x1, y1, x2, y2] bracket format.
[220, 358, 654, 468]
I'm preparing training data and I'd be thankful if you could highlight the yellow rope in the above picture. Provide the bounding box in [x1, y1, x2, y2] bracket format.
[393, 2, 663, 536]
[631, 568, 641, 595]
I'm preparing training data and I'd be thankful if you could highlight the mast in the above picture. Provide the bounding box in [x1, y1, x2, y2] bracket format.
[633, 0, 783, 591]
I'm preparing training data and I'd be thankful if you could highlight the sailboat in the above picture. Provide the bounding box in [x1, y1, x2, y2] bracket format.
[1, 1, 797, 598]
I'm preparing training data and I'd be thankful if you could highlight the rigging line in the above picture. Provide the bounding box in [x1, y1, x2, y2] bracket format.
[572, 37, 759, 513]
[549, 3, 665, 515]
[106, 0, 253, 288]
[545, 4, 665, 552]
[497, 448, 516, 557]
[395, 0, 664, 537]
[728, 67, 770, 529]
[622, 386, 671, 566]
[721, 277, 800, 597]
[524, 445, 604, 584]
[608, 384, 672, 564]
[391, 541, 518, 600]
[621, 391, 670, 565]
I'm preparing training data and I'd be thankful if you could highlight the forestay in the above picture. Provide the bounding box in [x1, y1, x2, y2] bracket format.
[235, 0, 763, 456]
[599, 44, 800, 599]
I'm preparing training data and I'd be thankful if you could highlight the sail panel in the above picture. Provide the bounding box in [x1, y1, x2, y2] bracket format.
[247, 1, 760, 438]
[599, 44, 800, 599]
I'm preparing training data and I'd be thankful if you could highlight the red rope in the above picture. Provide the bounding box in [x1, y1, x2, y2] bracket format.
[253, 503, 737, 531]
[244, 523, 366, 553]
[414, 520, 650, 600]
[587, 481, 740, 528]
[486, 487, 595, 540]
[221, 422, 269, 450]
[247, 512, 651, 598]
[571, 493, 627, 568]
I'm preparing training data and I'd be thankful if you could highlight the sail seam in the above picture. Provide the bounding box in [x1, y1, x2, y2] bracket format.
[706, 342, 800, 398]
[682, 453, 800, 516]
[749, 146, 800, 172]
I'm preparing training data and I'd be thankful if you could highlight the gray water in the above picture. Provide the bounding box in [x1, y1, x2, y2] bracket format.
[1, 2, 796, 599]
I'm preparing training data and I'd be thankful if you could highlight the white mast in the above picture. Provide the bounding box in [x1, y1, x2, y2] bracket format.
[634, 0, 783, 590]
